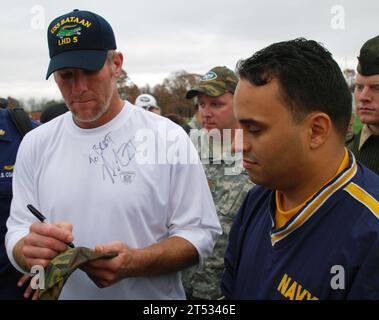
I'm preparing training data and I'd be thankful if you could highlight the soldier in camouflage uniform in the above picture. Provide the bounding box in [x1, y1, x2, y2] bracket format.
[188, 104, 202, 130]
[183, 66, 254, 299]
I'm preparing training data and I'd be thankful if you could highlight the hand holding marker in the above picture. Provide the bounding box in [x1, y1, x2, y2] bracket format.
[27, 204, 75, 248]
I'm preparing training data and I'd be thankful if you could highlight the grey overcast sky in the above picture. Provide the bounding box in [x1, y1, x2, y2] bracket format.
[0, 0, 378, 102]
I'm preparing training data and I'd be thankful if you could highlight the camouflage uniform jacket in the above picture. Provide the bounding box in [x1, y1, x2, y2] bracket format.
[182, 153, 254, 299]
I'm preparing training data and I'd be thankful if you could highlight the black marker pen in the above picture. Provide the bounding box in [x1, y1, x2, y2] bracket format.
[27, 204, 75, 248]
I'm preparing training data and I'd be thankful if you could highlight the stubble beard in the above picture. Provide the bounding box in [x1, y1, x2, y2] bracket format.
[66, 85, 115, 125]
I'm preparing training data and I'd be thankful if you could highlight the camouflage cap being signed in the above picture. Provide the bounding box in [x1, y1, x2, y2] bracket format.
[357, 35, 379, 76]
[186, 66, 238, 99]
[39, 247, 117, 300]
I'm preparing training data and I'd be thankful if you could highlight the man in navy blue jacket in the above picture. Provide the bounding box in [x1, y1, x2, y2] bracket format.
[221, 38, 379, 299]
[0, 106, 38, 299]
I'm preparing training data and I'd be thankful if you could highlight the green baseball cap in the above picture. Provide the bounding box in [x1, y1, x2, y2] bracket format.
[186, 66, 238, 99]
[357, 35, 379, 76]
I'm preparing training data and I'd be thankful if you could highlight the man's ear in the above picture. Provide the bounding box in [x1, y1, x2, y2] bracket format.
[306, 112, 332, 149]
[112, 52, 124, 78]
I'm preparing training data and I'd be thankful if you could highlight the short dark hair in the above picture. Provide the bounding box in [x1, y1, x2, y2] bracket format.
[236, 38, 352, 138]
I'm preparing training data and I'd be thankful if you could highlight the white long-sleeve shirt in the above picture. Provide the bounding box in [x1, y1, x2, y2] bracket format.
[6, 101, 221, 299]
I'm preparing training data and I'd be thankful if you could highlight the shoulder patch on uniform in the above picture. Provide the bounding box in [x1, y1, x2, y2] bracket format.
[344, 182, 379, 220]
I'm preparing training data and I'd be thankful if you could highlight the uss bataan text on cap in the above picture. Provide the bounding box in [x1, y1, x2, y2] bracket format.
[46, 9, 116, 79]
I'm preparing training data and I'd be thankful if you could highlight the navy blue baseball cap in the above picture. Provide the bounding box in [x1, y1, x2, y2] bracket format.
[46, 9, 117, 79]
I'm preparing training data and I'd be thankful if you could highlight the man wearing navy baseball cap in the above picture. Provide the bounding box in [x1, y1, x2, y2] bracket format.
[46, 9, 117, 79]
[6, 9, 221, 300]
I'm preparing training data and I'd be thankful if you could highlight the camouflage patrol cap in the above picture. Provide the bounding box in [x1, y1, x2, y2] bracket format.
[39, 247, 117, 300]
[357, 35, 379, 76]
[186, 66, 238, 99]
